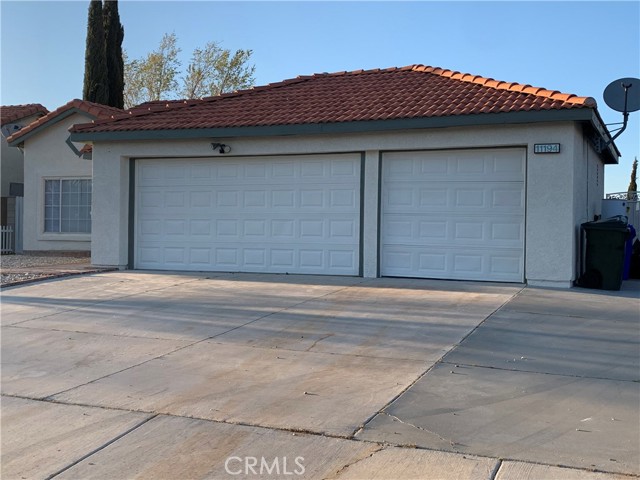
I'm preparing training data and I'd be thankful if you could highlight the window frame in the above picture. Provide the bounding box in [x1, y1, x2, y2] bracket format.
[40, 177, 92, 239]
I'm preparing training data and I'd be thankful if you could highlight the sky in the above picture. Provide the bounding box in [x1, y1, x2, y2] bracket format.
[1, 0, 639, 193]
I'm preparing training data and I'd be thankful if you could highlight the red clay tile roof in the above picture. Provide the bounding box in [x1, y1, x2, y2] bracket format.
[1, 104, 49, 126]
[7, 99, 125, 144]
[70, 65, 597, 134]
[78, 143, 93, 155]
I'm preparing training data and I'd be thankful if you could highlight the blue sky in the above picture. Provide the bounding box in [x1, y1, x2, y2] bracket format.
[1, 1, 638, 193]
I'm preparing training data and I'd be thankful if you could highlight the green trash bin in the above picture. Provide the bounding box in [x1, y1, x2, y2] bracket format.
[580, 216, 630, 290]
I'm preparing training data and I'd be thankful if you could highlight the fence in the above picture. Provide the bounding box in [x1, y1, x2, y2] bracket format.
[1, 226, 14, 254]
[604, 191, 640, 229]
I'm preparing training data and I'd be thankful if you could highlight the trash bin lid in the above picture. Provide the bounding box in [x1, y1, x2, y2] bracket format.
[582, 215, 629, 231]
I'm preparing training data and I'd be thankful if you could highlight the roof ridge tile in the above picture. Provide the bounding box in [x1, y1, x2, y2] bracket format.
[419, 66, 596, 106]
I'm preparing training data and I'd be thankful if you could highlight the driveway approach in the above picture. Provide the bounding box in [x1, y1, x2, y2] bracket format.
[1, 272, 638, 480]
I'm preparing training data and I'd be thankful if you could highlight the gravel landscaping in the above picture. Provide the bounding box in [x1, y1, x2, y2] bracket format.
[1, 252, 89, 268]
[1, 272, 59, 285]
[1, 252, 93, 287]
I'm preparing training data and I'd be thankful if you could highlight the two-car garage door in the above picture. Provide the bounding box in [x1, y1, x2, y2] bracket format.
[134, 148, 525, 282]
[135, 154, 361, 275]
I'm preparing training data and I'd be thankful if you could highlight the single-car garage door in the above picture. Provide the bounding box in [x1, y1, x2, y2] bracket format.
[135, 154, 361, 275]
[381, 148, 525, 282]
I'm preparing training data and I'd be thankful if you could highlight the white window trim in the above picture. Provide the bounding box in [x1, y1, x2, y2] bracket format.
[38, 176, 92, 241]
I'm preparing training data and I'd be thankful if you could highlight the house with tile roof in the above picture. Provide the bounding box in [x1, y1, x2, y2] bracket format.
[68, 65, 619, 287]
[1, 104, 49, 250]
[7, 99, 124, 252]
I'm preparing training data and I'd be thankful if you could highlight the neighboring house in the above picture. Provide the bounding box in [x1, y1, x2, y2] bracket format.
[1, 104, 49, 235]
[7, 99, 124, 252]
[68, 65, 619, 288]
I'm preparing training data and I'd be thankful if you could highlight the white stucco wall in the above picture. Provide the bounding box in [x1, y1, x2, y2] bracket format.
[22, 113, 93, 251]
[90, 121, 606, 286]
[90, 143, 129, 265]
[523, 123, 578, 288]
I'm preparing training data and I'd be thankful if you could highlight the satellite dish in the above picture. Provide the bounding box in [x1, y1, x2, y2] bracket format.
[597, 77, 640, 150]
[603, 77, 640, 113]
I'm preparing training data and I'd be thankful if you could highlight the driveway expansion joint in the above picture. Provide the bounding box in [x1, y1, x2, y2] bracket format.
[44, 413, 158, 480]
[7, 393, 374, 444]
[440, 361, 640, 383]
[41, 338, 210, 400]
[489, 459, 503, 480]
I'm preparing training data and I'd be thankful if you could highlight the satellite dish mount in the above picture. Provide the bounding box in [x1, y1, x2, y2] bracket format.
[600, 77, 640, 150]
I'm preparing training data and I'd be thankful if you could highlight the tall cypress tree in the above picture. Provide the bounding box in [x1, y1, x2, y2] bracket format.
[103, 0, 124, 108]
[628, 157, 638, 196]
[82, 0, 109, 104]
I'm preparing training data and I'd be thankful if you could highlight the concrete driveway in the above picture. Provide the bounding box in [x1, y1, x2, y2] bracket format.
[1, 272, 638, 479]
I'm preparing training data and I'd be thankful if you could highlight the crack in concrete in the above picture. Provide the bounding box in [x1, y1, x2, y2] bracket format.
[305, 333, 335, 352]
[328, 444, 386, 479]
[381, 412, 461, 449]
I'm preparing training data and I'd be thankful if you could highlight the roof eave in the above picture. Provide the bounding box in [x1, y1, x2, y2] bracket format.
[68, 109, 611, 156]
[588, 108, 620, 164]
[8, 108, 100, 147]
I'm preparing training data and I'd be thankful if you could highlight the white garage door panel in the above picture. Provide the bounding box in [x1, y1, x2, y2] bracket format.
[138, 187, 358, 213]
[382, 214, 524, 249]
[138, 215, 358, 243]
[136, 155, 360, 275]
[137, 244, 358, 274]
[137, 158, 359, 187]
[383, 148, 524, 182]
[381, 246, 523, 282]
[384, 182, 524, 214]
[381, 148, 525, 282]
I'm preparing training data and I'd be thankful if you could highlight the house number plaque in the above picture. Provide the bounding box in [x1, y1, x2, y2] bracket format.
[534, 143, 561, 154]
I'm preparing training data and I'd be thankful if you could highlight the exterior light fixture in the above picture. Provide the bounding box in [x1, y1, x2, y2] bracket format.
[211, 143, 231, 154]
